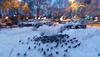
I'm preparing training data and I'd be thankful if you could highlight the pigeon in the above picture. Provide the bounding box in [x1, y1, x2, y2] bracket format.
[61, 44, 63, 47]
[17, 53, 20, 56]
[47, 48, 49, 51]
[55, 43, 59, 47]
[71, 42, 74, 44]
[73, 45, 77, 48]
[64, 49, 68, 52]
[48, 53, 53, 57]
[62, 40, 66, 42]
[31, 39, 33, 42]
[75, 40, 78, 42]
[28, 46, 31, 50]
[41, 48, 44, 51]
[34, 42, 36, 44]
[34, 46, 36, 49]
[39, 43, 41, 46]
[24, 53, 27, 56]
[50, 53, 53, 56]
[65, 43, 67, 45]
[70, 39, 73, 41]
[98, 53, 100, 56]
[68, 46, 71, 49]
[73, 37, 76, 39]
[56, 51, 59, 55]
[50, 47, 53, 50]
[28, 38, 30, 40]
[21, 42, 24, 44]
[19, 40, 21, 43]
[77, 43, 81, 46]
[43, 51, 46, 55]
[67, 35, 70, 38]
[67, 40, 69, 43]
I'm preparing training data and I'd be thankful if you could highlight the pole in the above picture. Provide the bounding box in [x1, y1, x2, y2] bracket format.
[71, 8, 73, 20]
[52, 7, 53, 22]
[18, 3, 20, 19]
[70, 0, 74, 21]
[18, 0, 22, 19]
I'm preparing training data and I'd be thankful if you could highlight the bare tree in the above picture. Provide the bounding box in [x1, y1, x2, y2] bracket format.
[76, 0, 98, 18]
[26, 0, 51, 19]
[52, 0, 69, 18]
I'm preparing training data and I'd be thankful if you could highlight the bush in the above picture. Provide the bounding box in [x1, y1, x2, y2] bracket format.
[18, 21, 43, 28]
[64, 19, 87, 29]
[45, 21, 53, 26]
[6, 22, 13, 27]
[33, 22, 43, 28]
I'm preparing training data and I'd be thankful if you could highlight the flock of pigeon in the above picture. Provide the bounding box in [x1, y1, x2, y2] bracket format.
[17, 34, 81, 57]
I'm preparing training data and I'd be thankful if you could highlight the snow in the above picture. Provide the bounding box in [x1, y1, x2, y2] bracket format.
[18, 22, 38, 25]
[62, 26, 100, 57]
[0, 25, 100, 57]
[37, 25, 61, 36]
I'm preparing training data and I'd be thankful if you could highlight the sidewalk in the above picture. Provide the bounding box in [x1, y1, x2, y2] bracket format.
[88, 23, 100, 27]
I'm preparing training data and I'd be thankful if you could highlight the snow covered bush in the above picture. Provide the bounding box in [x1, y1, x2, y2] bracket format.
[33, 21, 43, 28]
[18, 21, 43, 28]
[64, 19, 87, 29]
[45, 21, 53, 26]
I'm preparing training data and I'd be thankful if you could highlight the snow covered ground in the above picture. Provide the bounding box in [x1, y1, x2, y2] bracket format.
[0, 24, 100, 57]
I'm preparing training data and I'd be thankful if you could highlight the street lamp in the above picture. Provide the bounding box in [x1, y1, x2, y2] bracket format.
[18, 0, 22, 2]
[18, 0, 22, 19]
[5, 16, 9, 19]
[70, 0, 74, 3]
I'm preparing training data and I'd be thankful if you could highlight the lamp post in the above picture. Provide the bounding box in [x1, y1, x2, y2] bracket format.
[46, 5, 48, 19]
[52, 7, 54, 22]
[18, 0, 22, 2]
[70, 0, 75, 20]
[70, 0, 74, 3]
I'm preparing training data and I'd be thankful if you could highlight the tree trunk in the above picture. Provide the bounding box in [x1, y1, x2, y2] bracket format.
[37, 7, 40, 19]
